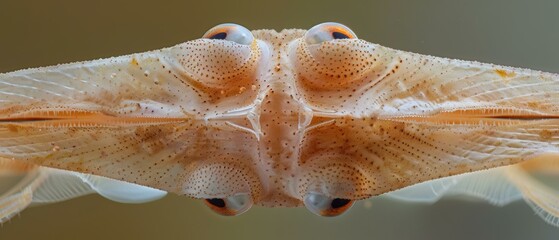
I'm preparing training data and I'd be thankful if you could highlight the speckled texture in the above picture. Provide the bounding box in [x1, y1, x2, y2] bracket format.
[0, 26, 558, 210]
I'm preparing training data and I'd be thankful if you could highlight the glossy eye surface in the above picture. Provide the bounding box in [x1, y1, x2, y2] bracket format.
[304, 22, 357, 45]
[293, 21, 377, 112]
[203, 193, 253, 216]
[202, 23, 254, 45]
[303, 192, 354, 217]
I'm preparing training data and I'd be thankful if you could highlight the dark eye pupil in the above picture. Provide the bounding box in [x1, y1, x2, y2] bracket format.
[209, 32, 227, 40]
[332, 31, 350, 39]
[206, 198, 226, 208]
[331, 198, 351, 209]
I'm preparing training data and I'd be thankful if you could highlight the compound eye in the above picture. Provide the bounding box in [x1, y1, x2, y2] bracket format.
[202, 23, 254, 45]
[203, 193, 253, 216]
[304, 22, 357, 45]
[303, 192, 354, 217]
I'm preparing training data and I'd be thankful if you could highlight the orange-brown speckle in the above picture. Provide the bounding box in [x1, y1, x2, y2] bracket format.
[0, 23, 558, 215]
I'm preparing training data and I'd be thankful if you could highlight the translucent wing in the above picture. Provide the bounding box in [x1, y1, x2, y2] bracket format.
[385, 166, 522, 206]
[0, 38, 262, 200]
[0, 159, 44, 222]
[76, 172, 167, 204]
[296, 40, 559, 201]
[507, 155, 559, 226]
[365, 44, 559, 214]
[299, 117, 559, 199]
[296, 40, 559, 117]
[29, 168, 167, 205]
[27, 168, 93, 204]
[0, 48, 188, 120]
[0, 158, 167, 223]
[0, 45, 187, 204]
[385, 155, 559, 227]
[0, 38, 258, 121]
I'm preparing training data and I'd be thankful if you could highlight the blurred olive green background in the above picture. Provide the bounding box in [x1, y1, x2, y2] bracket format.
[1, 0, 559, 239]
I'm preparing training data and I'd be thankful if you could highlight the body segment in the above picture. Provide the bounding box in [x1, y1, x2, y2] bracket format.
[0, 23, 558, 221]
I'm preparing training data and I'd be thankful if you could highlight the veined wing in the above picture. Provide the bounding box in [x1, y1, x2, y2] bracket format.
[0, 37, 260, 121]
[385, 166, 522, 206]
[507, 155, 559, 226]
[293, 39, 559, 119]
[0, 158, 166, 223]
[384, 154, 559, 227]
[299, 117, 559, 199]
[295, 40, 559, 191]
[0, 39, 263, 199]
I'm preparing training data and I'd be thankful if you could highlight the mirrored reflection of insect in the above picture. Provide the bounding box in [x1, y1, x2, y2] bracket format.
[0, 22, 558, 225]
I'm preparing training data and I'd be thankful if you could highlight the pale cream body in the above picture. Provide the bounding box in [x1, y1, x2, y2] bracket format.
[0, 26, 558, 217]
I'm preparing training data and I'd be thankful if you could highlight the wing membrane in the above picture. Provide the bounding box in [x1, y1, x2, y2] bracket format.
[0, 157, 170, 223]
[365, 45, 559, 119]
[386, 166, 522, 206]
[507, 155, 559, 226]
[0, 47, 192, 120]
[300, 118, 559, 198]
[0, 160, 43, 223]
[0, 119, 259, 196]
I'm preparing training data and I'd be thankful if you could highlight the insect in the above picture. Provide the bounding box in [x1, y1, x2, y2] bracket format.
[0, 22, 558, 224]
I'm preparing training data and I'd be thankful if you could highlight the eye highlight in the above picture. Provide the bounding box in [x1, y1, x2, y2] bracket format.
[303, 192, 354, 217]
[304, 22, 357, 45]
[202, 23, 254, 45]
[203, 193, 253, 216]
